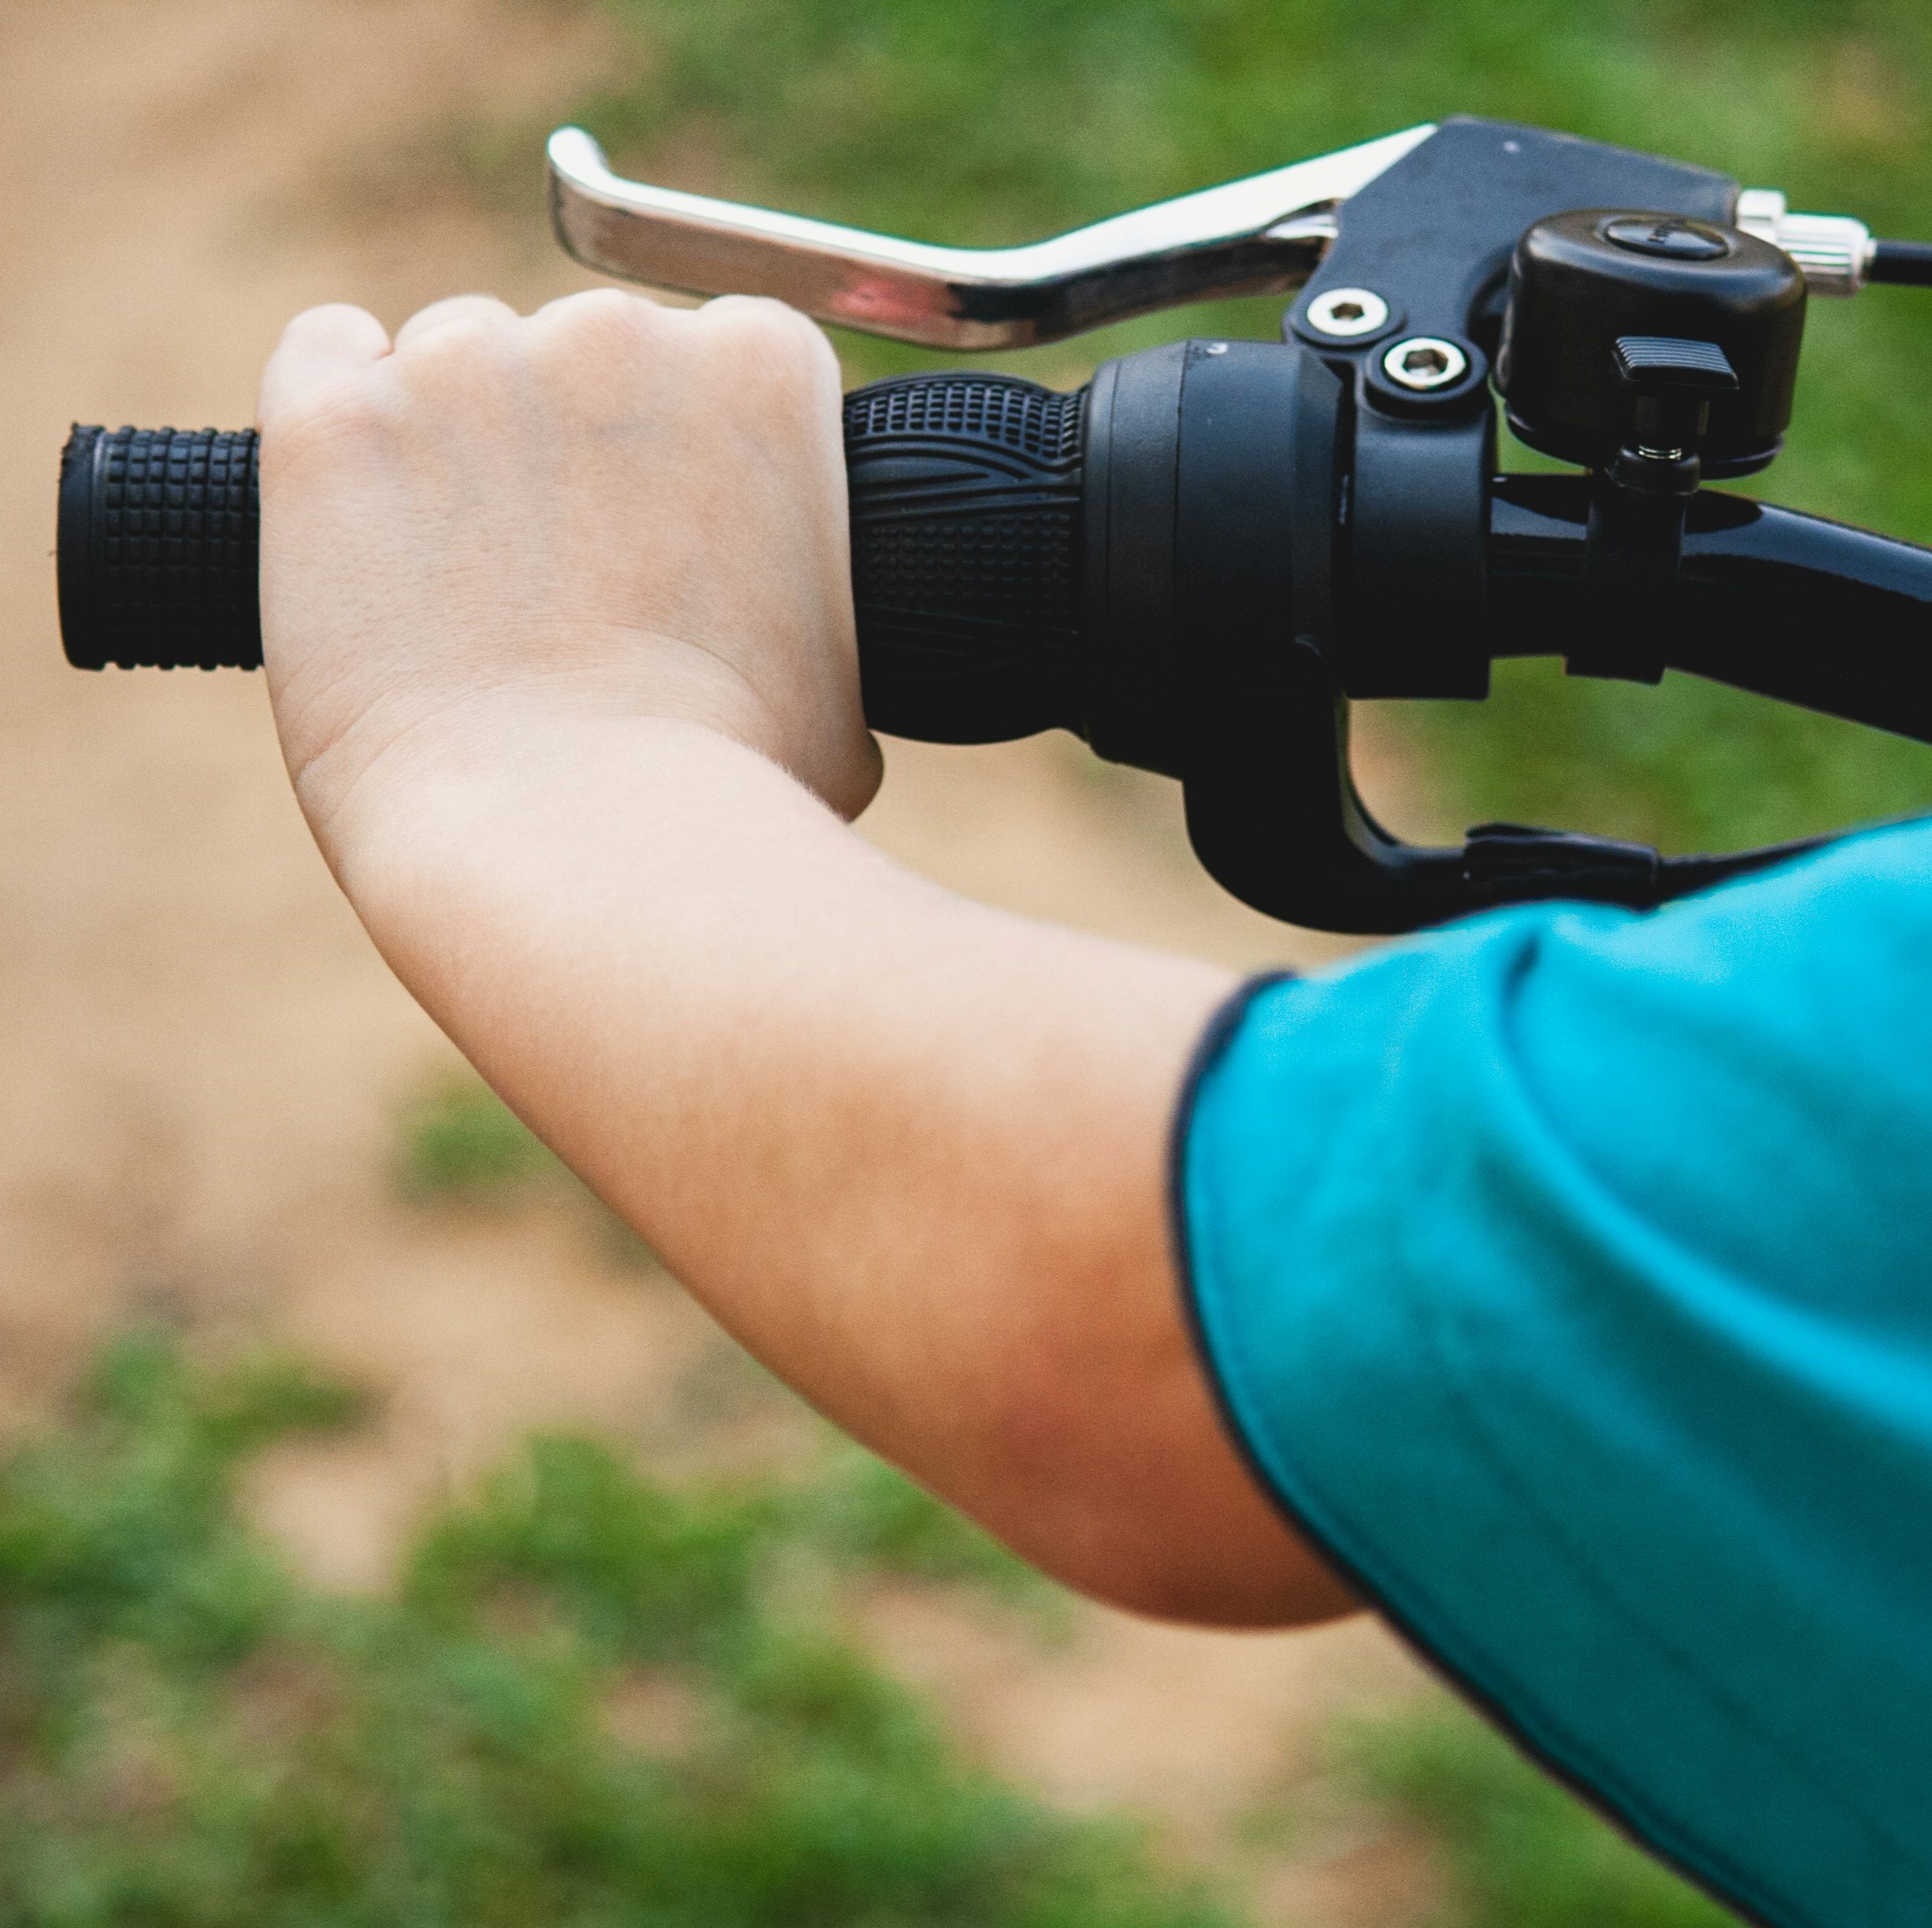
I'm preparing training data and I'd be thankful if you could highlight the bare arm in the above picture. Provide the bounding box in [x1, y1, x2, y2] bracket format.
[259, 289, 1354, 1627]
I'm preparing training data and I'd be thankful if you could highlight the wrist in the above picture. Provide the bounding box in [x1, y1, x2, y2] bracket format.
[281, 658, 859, 873]
[302, 698, 737, 907]
[317, 710, 884, 1084]
[276, 658, 880, 897]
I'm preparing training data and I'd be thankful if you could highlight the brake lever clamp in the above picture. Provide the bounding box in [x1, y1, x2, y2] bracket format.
[547, 117, 1900, 934]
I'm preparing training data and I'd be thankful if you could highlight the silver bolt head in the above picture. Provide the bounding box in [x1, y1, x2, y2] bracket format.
[1382, 336, 1470, 391]
[1306, 287, 1390, 339]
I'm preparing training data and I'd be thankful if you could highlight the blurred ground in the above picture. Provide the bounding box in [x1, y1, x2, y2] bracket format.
[0, 3, 1430, 1922]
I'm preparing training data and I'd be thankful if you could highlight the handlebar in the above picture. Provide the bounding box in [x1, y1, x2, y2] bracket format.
[63, 369, 1932, 740]
[55, 115, 1932, 935]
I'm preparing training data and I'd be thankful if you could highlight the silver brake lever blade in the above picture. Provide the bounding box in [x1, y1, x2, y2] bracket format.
[547, 124, 1435, 350]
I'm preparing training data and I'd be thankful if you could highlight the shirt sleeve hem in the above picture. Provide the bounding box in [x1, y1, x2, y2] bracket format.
[1165, 972, 1300, 1522]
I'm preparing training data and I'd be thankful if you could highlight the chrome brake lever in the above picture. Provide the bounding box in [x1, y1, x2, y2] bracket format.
[546, 123, 1436, 350]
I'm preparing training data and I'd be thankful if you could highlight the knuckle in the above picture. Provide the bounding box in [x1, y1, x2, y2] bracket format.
[391, 299, 522, 387]
[700, 297, 838, 411]
[395, 317, 527, 411]
[284, 301, 377, 351]
[402, 292, 513, 334]
[534, 287, 659, 359]
[526, 291, 673, 419]
[705, 294, 827, 362]
[406, 309, 509, 364]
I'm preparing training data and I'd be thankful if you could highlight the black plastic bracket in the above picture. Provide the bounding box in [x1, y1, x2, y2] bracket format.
[1570, 335, 1737, 683]
[1289, 117, 1737, 369]
[1177, 117, 1752, 932]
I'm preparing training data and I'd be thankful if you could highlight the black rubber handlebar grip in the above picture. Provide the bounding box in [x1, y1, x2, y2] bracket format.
[60, 426, 262, 670]
[843, 372, 1087, 743]
[57, 378, 1088, 740]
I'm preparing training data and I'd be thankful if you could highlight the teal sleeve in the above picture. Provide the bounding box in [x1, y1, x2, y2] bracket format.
[1178, 822, 1932, 1928]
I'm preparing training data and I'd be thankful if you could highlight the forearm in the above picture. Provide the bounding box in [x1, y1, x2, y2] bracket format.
[334, 710, 1341, 1622]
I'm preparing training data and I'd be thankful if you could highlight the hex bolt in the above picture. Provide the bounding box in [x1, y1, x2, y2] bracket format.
[1382, 336, 1470, 391]
[1305, 287, 1391, 339]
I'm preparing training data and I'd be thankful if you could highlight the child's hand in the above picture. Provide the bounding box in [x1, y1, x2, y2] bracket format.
[258, 289, 881, 858]
[249, 286, 1336, 1633]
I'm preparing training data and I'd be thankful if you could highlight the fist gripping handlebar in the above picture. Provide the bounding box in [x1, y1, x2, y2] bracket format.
[57, 117, 1932, 933]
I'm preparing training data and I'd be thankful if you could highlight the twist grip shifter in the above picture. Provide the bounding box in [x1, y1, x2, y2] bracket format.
[843, 373, 1086, 745]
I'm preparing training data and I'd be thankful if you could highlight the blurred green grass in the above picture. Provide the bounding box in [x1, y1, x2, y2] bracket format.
[0, 1331, 1762, 1925]
[0, 1334, 1201, 1927]
[396, 1077, 562, 1204]
[396, 1075, 665, 1270]
[553, 0, 1932, 851]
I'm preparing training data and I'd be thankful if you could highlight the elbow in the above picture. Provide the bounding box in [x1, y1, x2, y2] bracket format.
[1012, 1491, 1362, 1631]
[961, 1356, 1361, 1630]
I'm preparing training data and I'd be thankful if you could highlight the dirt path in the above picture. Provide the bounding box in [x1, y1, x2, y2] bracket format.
[0, 6, 1431, 1917]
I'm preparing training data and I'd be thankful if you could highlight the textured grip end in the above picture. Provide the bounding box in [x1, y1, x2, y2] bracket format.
[58, 425, 262, 670]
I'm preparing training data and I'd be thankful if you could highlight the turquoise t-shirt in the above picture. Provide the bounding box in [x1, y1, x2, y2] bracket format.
[1177, 821, 1932, 1928]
